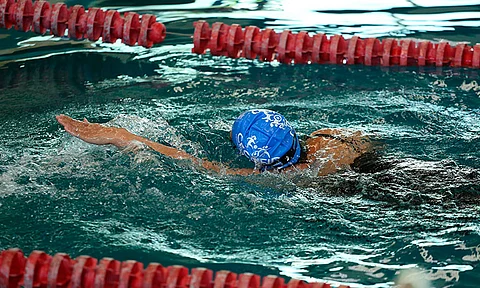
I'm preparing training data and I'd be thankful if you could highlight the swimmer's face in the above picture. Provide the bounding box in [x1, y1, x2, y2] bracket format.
[230, 130, 233, 142]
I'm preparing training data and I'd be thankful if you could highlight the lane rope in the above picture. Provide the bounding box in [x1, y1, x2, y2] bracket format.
[0, 248, 350, 288]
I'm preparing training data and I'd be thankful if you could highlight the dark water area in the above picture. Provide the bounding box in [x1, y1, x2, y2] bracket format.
[1, 1, 480, 287]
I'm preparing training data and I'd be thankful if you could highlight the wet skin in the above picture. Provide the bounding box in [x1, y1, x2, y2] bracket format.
[56, 115, 372, 176]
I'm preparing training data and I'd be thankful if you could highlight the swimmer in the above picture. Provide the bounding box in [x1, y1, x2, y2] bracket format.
[56, 109, 373, 176]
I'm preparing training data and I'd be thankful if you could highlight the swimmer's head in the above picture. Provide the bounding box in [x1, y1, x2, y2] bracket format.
[232, 109, 301, 170]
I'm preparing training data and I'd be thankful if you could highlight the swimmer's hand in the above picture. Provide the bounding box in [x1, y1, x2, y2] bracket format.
[56, 114, 132, 147]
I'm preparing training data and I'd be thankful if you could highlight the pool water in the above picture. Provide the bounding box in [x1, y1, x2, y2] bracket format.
[1, 1, 480, 287]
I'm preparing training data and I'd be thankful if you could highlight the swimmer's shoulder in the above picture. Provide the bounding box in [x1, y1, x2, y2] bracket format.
[306, 128, 373, 155]
[295, 128, 378, 176]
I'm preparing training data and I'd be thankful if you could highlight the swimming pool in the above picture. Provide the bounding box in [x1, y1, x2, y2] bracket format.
[1, 0, 480, 287]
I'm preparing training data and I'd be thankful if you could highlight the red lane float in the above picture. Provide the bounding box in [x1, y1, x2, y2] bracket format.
[243, 26, 261, 60]
[0, 0, 166, 47]
[294, 31, 311, 64]
[123, 11, 140, 46]
[0, 248, 25, 288]
[68, 5, 85, 39]
[0, 0, 16, 29]
[143, 263, 168, 288]
[227, 24, 243, 58]
[192, 20, 211, 54]
[0, 248, 351, 288]
[23, 250, 51, 288]
[138, 14, 164, 48]
[192, 21, 480, 69]
[70, 255, 97, 288]
[2, 0, 478, 68]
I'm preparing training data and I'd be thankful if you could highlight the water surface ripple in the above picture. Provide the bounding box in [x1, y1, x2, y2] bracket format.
[1, 1, 480, 287]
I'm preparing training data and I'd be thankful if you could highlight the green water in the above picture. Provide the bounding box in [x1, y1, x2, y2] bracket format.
[1, 1, 480, 287]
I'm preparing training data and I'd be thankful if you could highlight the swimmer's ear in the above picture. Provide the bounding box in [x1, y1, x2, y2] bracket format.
[83, 118, 89, 123]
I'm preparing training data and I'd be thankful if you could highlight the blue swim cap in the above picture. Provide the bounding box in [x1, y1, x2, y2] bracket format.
[232, 109, 301, 171]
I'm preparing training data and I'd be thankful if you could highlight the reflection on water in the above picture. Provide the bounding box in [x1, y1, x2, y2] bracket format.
[0, 52, 161, 115]
[1, 0, 480, 61]
[0, 0, 480, 287]
[1, 50, 480, 287]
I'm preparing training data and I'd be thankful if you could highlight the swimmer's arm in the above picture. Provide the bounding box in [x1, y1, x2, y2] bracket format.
[134, 137, 256, 175]
[56, 115, 257, 176]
